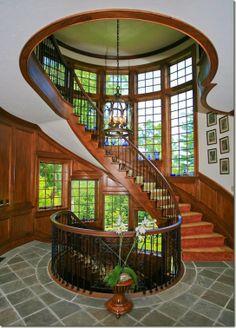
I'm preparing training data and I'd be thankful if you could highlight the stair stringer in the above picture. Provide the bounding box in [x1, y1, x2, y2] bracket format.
[68, 113, 164, 222]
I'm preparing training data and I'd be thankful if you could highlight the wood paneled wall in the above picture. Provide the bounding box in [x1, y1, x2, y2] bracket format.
[168, 175, 234, 248]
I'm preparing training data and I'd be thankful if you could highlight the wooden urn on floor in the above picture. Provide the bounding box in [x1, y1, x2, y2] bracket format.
[105, 279, 133, 318]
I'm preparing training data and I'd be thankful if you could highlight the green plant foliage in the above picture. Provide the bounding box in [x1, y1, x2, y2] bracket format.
[122, 267, 138, 287]
[104, 265, 138, 288]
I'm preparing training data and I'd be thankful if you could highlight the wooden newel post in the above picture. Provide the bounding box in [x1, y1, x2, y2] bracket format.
[105, 279, 133, 318]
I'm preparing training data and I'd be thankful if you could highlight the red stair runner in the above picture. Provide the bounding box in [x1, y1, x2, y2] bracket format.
[179, 202, 234, 261]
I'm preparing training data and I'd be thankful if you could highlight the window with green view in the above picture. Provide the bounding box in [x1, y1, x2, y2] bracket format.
[38, 162, 63, 209]
[105, 74, 129, 95]
[138, 99, 162, 160]
[170, 90, 194, 175]
[137, 211, 161, 252]
[74, 69, 97, 94]
[71, 180, 96, 221]
[73, 98, 97, 130]
[43, 56, 65, 88]
[104, 195, 129, 231]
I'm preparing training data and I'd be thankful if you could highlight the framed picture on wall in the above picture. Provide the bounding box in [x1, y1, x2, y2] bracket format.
[207, 148, 217, 163]
[219, 115, 229, 133]
[206, 129, 217, 145]
[219, 136, 230, 154]
[207, 112, 217, 126]
[220, 158, 229, 174]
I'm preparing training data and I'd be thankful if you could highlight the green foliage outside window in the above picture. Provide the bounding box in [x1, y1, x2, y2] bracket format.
[104, 195, 129, 231]
[43, 56, 65, 87]
[71, 180, 96, 221]
[74, 69, 97, 94]
[105, 74, 129, 95]
[137, 211, 161, 252]
[38, 162, 63, 209]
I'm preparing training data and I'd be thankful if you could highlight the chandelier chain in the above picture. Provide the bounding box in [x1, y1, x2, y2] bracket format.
[116, 19, 120, 89]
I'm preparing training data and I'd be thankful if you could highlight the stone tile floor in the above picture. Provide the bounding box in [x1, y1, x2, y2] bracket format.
[0, 241, 234, 327]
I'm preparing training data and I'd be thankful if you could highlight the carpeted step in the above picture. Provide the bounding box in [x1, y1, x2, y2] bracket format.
[179, 203, 191, 213]
[181, 211, 203, 224]
[182, 246, 234, 261]
[181, 233, 225, 248]
[181, 221, 213, 236]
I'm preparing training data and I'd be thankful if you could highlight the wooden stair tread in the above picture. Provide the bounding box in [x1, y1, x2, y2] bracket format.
[182, 233, 224, 240]
[182, 221, 212, 228]
[182, 246, 233, 253]
[181, 211, 202, 217]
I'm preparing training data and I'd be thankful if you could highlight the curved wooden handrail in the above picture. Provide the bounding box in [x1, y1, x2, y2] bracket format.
[51, 210, 182, 236]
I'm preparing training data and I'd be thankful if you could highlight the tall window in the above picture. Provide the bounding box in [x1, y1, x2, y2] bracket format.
[43, 57, 65, 88]
[105, 74, 129, 95]
[137, 70, 161, 94]
[71, 180, 96, 221]
[38, 162, 63, 209]
[104, 195, 129, 230]
[137, 99, 162, 159]
[74, 69, 97, 94]
[73, 98, 97, 130]
[170, 90, 194, 175]
[169, 57, 192, 87]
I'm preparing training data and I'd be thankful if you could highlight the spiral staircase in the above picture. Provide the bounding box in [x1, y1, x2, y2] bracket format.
[30, 36, 233, 261]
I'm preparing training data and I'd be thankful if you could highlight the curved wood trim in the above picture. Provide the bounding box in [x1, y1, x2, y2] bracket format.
[50, 210, 181, 237]
[56, 35, 190, 60]
[19, 9, 221, 113]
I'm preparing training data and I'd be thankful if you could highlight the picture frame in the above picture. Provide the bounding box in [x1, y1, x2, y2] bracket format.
[206, 129, 217, 145]
[207, 112, 217, 126]
[207, 148, 217, 163]
[220, 158, 230, 174]
[219, 115, 229, 133]
[219, 136, 230, 154]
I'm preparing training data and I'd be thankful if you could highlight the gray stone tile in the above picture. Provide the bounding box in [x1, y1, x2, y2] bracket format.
[202, 289, 230, 307]
[62, 309, 97, 326]
[194, 262, 228, 268]
[223, 268, 234, 277]
[7, 287, 34, 305]
[132, 295, 159, 307]
[191, 298, 223, 321]
[0, 307, 21, 326]
[178, 309, 215, 326]
[128, 307, 153, 321]
[9, 261, 31, 272]
[158, 282, 189, 301]
[44, 282, 75, 301]
[74, 295, 105, 308]
[213, 321, 225, 326]
[224, 261, 234, 268]
[38, 256, 50, 268]
[0, 296, 10, 312]
[226, 297, 234, 311]
[172, 292, 198, 307]
[7, 255, 25, 264]
[49, 300, 80, 319]
[40, 292, 60, 305]
[15, 297, 45, 318]
[15, 267, 35, 278]
[183, 261, 195, 268]
[50, 321, 65, 326]
[210, 281, 234, 297]
[30, 283, 47, 295]
[102, 312, 137, 326]
[37, 267, 52, 284]
[188, 284, 206, 297]
[195, 274, 215, 288]
[1, 279, 25, 294]
[24, 308, 58, 327]
[33, 241, 51, 250]
[22, 274, 38, 286]
[86, 307, 112, 321]
[26, 257, 41, 266]
[217, 274, 234, 286]
[181, 268, 196, 285]
[0, 266, 11, 276]
[218, 309, 235, 326]
[158, 301, 188, 320]
[0, 272, 19, 284]
[199, 269, 221, 280]
[9, 319, 26, 326]
[140, 309, 175, 326]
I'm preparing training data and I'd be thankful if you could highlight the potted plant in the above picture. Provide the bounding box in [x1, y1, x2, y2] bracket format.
[104, 216, 151, 317]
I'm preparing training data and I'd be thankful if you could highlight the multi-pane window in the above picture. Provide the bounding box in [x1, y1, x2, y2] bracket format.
[104, 195, 129, 231]
[169, 57, 192, 87]
[137, 70, 161, 94]
[170, 90, 194, 175]
[137, 211, 160, 252]
[43, 56, 65, 88]
[138, 99, 162, 159]
[73, 98, 97, 130]
[74, 69, 97, 94]
[71, 180, 96, 221]
[106, 74, 129, 95]
[38, 162, 63, 209]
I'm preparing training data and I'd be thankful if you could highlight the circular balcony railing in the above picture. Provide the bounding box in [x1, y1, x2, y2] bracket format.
[51, 210, 183, 294]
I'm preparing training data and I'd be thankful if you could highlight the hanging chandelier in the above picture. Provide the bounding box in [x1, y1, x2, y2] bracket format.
[104, 20, 132, 137]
